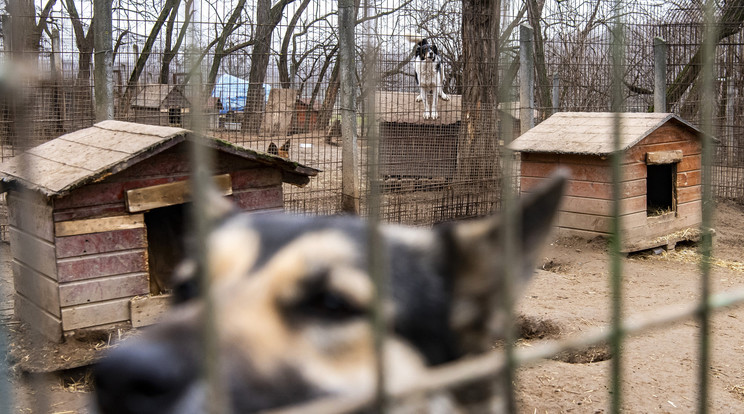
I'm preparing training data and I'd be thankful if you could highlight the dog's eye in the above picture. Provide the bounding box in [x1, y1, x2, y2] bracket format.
[296, 289, 365, 322]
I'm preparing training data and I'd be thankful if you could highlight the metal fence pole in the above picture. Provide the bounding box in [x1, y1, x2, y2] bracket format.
[94, 0, 114, 121]
[520, 24, 535, 132]
[698, 0, 717, 412]
[551, 72, 559, 114]
[653, 37, 667, 113]
[609, 5, 626, 413]
[339, 0, 359, 214]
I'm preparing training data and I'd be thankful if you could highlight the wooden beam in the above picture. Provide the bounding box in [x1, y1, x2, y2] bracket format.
[55, 214, 145, 237]
[13, 261, 61, 317]
[15, 293, 63, 342]
[646, 150, 683, 165]
[125, 174, 232, 213]
[59, 272, 149, 307]
[9, 227, 58, 278]
[130, 294, 172, 327]
[61, 297, 130, 331]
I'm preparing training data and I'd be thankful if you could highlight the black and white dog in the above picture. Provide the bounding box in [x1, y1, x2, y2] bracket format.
[406, 35, 450, 120]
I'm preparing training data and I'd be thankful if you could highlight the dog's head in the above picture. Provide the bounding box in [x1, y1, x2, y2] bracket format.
[93, 172, 567, 414]
[415, 38, 439, 62]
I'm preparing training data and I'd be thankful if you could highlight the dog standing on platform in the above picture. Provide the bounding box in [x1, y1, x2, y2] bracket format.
[406, 34, 450, 120]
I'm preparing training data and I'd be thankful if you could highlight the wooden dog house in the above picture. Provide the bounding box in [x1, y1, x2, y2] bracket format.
[0, 121, 318, 341]
[510, 112, 705, 252]
[132, 84, 191, 127]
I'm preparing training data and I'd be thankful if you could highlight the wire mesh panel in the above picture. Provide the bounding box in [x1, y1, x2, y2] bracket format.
[1, 0, 744, 413]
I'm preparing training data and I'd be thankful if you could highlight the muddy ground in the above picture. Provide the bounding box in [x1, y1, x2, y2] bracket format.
[2, 200, 743, 413]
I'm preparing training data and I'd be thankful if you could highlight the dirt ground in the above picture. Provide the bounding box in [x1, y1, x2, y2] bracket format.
[2, 199, 743, 413]
[515, 199, 744, 413]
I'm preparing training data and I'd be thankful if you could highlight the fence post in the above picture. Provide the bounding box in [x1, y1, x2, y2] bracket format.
[520, 24, 534, 132]
[726, 77, 735, 173]
[552, 72, 559, 114]
[339, 0, 359, 214]
[653, 37, 667, 113]
[94, 0, 114, 121]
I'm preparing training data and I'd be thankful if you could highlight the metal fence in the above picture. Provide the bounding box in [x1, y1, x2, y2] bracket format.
[1, 0, 744, 412]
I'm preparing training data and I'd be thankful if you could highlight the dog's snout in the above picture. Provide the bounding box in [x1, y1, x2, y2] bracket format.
[94, 341, 194, 414]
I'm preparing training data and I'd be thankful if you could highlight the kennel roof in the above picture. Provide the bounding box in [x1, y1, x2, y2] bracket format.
[509, 112, 704, 155]
[132, 84, 189, 108]
[375, 91, 462, 125]
[0, 120, 319, 196]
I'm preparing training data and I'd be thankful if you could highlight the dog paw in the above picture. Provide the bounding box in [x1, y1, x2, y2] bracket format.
[423, 112, 431, 120]
[439, 93, 450, 101]
[431, 112, 439, 120]
[415, 95, 423, 103]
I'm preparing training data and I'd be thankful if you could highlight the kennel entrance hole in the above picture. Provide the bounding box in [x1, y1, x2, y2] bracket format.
[145, 203, 188, 294]
[646, 163, 676, 216]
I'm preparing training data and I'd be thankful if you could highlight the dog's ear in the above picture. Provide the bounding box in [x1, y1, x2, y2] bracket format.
[268, 142, 278, 155]
[280, 139, 291, 152]
[439, 170, 567, 354]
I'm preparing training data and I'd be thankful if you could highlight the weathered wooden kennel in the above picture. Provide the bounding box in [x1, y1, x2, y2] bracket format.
[0, 121, 318, 341]
[511, 112, 705, 252]
[132, 84, 191, 127]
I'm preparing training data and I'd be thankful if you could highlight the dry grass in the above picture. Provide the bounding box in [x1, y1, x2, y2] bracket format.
[651, 245, 744, 273]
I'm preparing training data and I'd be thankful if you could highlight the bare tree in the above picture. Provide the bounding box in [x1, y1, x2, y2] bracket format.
[205, 0, 250, 91]
[159, 0, 193, 84]
[277, 0, 312, 89]
[457, 0, 500, 185]
[119, 0, 180, 110]
[243, 0, 296, 133]
[666, 0, 744, 111]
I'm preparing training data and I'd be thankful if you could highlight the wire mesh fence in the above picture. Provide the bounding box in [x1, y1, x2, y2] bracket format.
[1, 0, 744, 413]
[1, 1, 742, 220]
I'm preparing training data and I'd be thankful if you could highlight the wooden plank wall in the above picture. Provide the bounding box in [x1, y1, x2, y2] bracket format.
[55, 215, 150, 331]
[623, 125, 702, 243]
[8, 192, 62, 341]
[520, 123, 702, 246]
[520, 153, 647, 235]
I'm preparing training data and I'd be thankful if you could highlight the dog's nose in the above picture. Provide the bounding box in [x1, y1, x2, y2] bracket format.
[94, 341, 194, 414]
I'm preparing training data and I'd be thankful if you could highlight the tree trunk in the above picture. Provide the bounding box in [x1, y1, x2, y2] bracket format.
[160, 0, 192, 85]
[243, 0, 293, 133]
[666, 0, 744, 110]
[316, 61, 341, 131]
[278, 0, 312, 88]
[65, 0, 95, 127]
[526, 0, 551, 120]
[457, 0, 500, 187]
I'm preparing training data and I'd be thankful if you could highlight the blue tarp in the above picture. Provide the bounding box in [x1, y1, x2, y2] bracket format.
[211, 74, 271, 114]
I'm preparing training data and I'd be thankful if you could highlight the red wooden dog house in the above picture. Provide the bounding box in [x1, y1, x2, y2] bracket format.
[510, 112, 706, 252]
[0, 121, 318, 341]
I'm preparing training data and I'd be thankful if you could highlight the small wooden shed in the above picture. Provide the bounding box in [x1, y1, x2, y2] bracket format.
[0, 121, 318, 341]
[132, 84, 191, 127]
[292, 97, 321, 133]
[376, 91, 461, 182]
[510, 112, 704, 252]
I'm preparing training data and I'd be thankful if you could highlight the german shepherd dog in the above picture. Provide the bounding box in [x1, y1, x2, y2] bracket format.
[93, 172, 567, 414]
